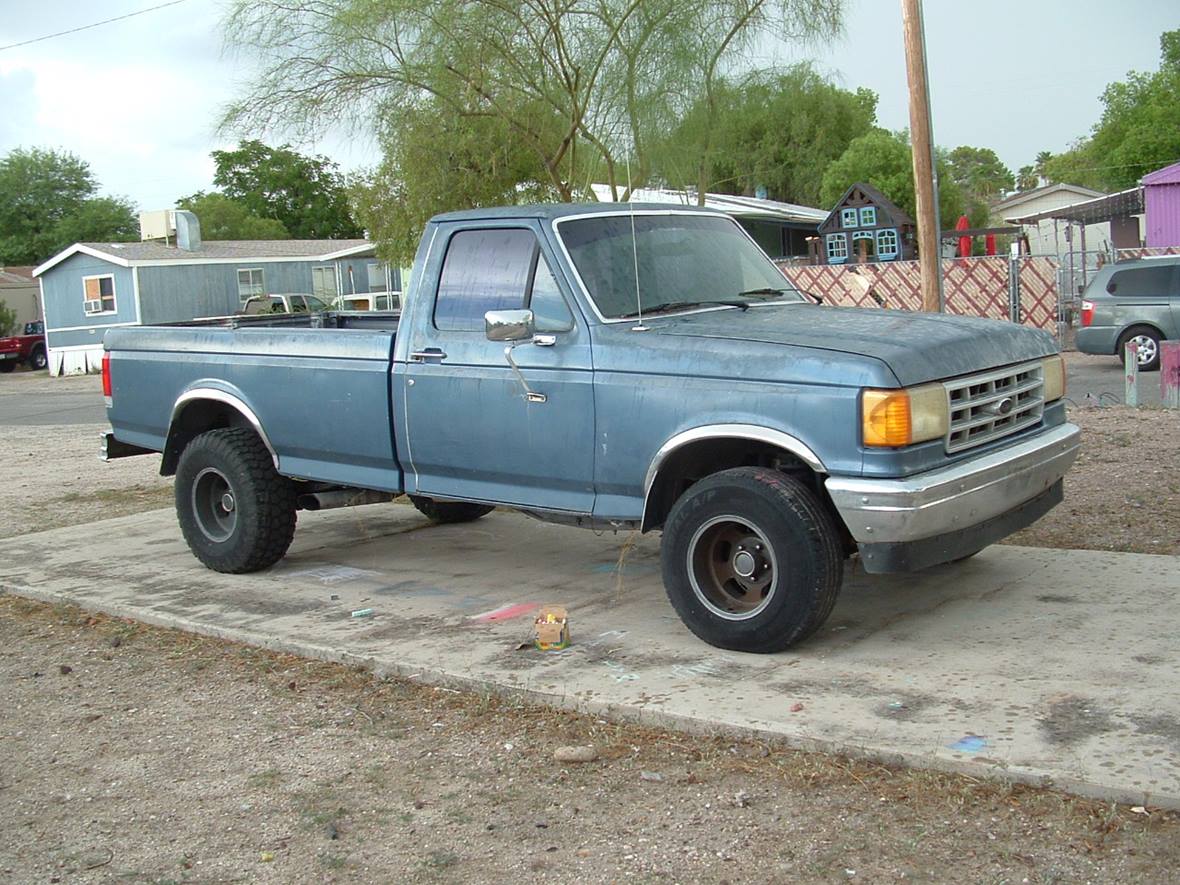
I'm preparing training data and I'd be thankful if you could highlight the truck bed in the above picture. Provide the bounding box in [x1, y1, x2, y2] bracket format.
[104, 313, 405, 493]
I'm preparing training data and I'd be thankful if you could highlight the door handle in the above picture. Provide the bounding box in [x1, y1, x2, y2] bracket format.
[409, 348, 448, 362]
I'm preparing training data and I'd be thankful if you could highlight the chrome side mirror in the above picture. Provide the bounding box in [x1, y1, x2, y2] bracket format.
[485, 309, 535, 342]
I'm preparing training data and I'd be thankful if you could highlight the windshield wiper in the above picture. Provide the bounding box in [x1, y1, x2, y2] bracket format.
[736, 287, 790, 298]
[618, 299, 750, 319]
[738, 285, 822, 305]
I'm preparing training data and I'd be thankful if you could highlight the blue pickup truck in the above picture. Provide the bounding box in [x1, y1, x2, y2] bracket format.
[102, 204, 1080, 652]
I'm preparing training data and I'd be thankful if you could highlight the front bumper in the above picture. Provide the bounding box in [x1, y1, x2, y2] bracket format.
[826, 422, 1081, 573]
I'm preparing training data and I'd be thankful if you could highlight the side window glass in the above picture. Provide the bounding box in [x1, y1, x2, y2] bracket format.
[529, 259, 574, 332]
[1109, 266, 1176, 297]
[435, 229, 534, 331]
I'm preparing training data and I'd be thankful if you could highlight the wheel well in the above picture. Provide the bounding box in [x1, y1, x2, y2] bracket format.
[1119, 323, 1164, 342]
[644, 439, 832, 532]
[161, 400, 267, 476]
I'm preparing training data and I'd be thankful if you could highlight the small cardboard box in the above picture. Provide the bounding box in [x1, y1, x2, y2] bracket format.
[533, 605, 570, 651]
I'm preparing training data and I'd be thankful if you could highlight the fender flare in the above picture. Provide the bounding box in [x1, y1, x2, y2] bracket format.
[166, 387, 279, 471]
[641, 423, 826, 530]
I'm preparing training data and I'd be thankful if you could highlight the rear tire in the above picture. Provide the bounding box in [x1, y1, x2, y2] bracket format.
[0, 363, 14, 373]
[175, 428, 296, 573]
[661, 467, 844, 653]
[409, 496, 495, 524]
[29, 346, 47, 371]
[1117, 326, 1162, 372]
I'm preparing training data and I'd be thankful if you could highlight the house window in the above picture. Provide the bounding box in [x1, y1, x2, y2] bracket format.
[82, 275, 116, 315]
[859, 206, 877, 227]
[311, 266, 338, 301]
[876, 228, 899, 260]
[367, 262, 388, 293]
[840, 208, 858, 229]
[237, 268, 265, 303]
[825, 233, 848, 264]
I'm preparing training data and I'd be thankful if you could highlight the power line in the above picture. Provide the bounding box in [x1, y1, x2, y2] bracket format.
[0, 0, 190, 53]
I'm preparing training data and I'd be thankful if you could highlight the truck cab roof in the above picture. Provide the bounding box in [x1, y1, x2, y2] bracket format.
[429, 202, 723, 224]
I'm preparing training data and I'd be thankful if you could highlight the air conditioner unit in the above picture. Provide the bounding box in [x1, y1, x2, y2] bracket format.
[83, 299, 103, 313]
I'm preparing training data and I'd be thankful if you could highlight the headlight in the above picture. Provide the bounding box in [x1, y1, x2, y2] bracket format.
[1042, 354, 1065, 402]
[861, 383, 948, 448]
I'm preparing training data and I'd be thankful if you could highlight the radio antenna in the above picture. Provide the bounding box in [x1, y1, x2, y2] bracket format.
[625, 155, 646, 331]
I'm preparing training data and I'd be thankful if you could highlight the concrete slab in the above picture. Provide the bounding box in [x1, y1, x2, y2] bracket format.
[1, 506, 1178, 808]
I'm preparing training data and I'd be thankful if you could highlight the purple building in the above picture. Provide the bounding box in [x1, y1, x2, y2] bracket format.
[1143, 160, 1180, 248]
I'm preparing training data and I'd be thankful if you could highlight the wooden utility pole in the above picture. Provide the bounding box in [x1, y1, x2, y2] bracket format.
[901, 0, 943, 312]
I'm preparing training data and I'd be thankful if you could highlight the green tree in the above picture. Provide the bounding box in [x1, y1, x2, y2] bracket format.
[651, 65, 877, 206]
[210, 141, 361, 238]
[51, 196, 139, 245]
[1037, 29, 1180, 191]
[221, 0, 847, 209]
[0, 299, 16, 336]
[820, 130, 966, 227]
[946, 146, 1014, 200]
[0, 147, 137, 264]
[176, 192, 290, 240]
[1016, 164, 1038, 192]
[353, 98, 559, 265]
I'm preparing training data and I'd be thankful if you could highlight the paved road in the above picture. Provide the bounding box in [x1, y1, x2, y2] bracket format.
[2, 506, 1176, 809]
[0, 371, 107, 426]
[1064, 351, 1165, 407]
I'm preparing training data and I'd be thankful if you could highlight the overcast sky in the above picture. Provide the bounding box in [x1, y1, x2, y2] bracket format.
[0, 0, 1174, 213]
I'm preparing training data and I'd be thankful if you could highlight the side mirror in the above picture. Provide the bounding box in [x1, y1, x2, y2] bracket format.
[485, 309, 535, 342]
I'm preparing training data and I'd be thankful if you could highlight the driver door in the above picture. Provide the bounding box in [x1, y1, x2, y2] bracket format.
[401, 224, 596, 513]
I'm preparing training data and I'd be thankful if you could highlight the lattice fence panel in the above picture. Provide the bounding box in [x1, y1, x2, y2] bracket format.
[1015, 256, 1059, 330]
[777, 256, 1058, 331]
[941, 257, 1010, 321]
[1115, 246, 1180, 260]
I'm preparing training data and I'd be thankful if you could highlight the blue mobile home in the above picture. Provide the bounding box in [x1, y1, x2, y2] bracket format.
[33, 211, 400, 375]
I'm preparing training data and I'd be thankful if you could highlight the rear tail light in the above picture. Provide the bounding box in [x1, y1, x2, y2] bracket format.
[1081, 300, 1094, 327]
[101, 351, 112, 402]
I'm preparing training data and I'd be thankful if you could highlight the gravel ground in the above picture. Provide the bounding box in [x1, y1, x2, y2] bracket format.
[2, 387, 1179, 882]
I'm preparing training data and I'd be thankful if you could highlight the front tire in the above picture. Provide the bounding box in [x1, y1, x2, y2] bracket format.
[29, 346, 47, 371]
[175, 428, 296, 573]
[661, 467, 844, 653]
[409, 496, 495, 524]
[1117, 326, 1162, 372]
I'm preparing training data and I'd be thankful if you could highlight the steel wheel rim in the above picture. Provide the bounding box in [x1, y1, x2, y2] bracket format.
[1132, 335, 1157, 366]
[192, 466, 237, 542]
[686, 514, 778, 621]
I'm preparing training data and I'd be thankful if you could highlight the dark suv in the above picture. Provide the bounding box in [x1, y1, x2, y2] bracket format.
[1076, 256, 1179, 372]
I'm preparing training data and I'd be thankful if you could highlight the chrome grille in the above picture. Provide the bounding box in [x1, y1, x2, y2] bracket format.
[944, 361, 1044, 454]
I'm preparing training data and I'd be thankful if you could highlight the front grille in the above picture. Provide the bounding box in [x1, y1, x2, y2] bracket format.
[944, 361, 1044, 454]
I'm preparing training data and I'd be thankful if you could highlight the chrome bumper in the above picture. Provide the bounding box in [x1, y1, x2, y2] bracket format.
[826, 422, 1081, 545]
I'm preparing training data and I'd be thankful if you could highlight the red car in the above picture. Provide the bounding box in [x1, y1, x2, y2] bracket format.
[0, 321, 47, 372]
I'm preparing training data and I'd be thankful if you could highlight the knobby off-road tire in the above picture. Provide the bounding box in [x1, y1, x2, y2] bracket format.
[29, 346, 47, 371]
[175, 428, 297, 573]
[409, 496, 495, 524]
[661, 467, 844, 653]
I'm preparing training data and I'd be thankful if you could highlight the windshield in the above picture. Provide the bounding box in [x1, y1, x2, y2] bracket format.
[557, 213, 805, 319]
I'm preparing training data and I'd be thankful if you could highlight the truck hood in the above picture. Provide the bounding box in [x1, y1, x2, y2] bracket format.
[644, 304, 1058, 387]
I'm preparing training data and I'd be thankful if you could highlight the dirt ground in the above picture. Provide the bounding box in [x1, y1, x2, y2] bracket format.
[2, 595, 1178, 884]
[3, 380, 1180, 882]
